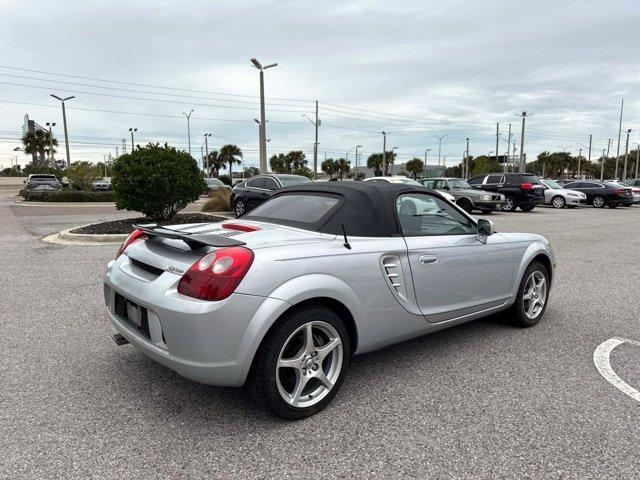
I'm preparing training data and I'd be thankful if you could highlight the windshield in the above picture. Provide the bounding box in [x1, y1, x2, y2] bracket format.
[395, 178, 421, 185]
[449, 179, 470, 189]
[543, 180, 562, 189]
[279, 175, 312, 187]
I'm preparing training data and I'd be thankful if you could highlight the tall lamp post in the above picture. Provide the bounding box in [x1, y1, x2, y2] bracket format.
[129, 128, 138, 152]
[50, 94, 74, 167]
[45, 122, 56, 161]
[203, 133, 212, 177]
[183, 109, 194, 156]
[434, 134, 447, 166]
[251, 58, 278, 174]
[354, 145, 363, 179]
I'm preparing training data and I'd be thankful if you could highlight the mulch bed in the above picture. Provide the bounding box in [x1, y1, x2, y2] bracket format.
[70, 213, 226, 235]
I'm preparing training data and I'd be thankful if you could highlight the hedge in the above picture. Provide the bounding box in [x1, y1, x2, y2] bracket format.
[21, 190, 115, 202]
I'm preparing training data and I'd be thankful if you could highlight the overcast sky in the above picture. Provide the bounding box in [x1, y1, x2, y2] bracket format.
[1, 0, 639, 171]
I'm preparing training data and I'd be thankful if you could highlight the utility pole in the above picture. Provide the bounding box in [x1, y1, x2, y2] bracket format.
[424, 148, 431, 165]
[495, 122, 500, 167]
[122, 138, 127, 155]
[313, 101, 319, 180]
[635, 143, 639, 180]
[381, 131, 387, 175]
[465, 138, 470, 179]
[577, 148, 582, 180]
[623, 128, 632, 180]
[585, 134, 592, 180]
[200, 145, 204, 171]
[516, 112, 530, 172]
[50, 94, 74, 167]
[129, 128, 137, 152]
[251, 58, 278, 174]
[183, 109, 194, 156]
[601, 149, 605, 181]
[204, 133, 212, 177]
[115, 146, 119, 157]
[505, 124, 512, 173]
[512, 141, 517, 173]
[354, 145, 362, 179]
[614, 99, 624, 179]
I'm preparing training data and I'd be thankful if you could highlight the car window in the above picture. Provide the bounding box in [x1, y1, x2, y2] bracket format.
[278, 175, 312, 187]
[486, 175, 503, 184]
[542, 180, 562, 189]
[432, 180, 447, 190]
[263, 177, 279, 190]
[30, 175, 57, 180]
[467, 176, 485, 185]
[520, 174, 542, 185]
[421, 179, 435, 188]
[449, 179, 470, 189]
[249, 177, 266, 189]
[396, 193, 476, 237]
[245, 194, 340, 224]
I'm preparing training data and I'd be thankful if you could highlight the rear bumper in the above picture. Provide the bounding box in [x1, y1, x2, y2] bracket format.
[607, 198, 634, 206]
[473, 200, 503, 211]
[103, 260, 289, 386]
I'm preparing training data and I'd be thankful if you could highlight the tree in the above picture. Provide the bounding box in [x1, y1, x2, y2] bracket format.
[405, 158, 424, 179]
[285, 151, 307, 171]
[22, 163, 64, 180]
[291, 165, 313, 178]
[204, 150, 224, 177]
[243, 166, 260, 178]
[367, 153, 384, 177]
[112, 143, 205, 220]
[218, 144, 243, 178]
[22, 130, 58, 165]
[335, 158, 351, 180]
[471, 155, 502, 176]
[270, 153, 287, 173]
[321, 158, 336, 179]
[383, 150, 397, 176]
[65, 161, 102, 190]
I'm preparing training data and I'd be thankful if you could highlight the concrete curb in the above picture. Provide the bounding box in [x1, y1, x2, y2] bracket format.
[41, 212, 235, 246]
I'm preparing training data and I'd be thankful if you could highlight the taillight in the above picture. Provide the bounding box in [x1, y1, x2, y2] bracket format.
[222, 223, 261, 232]
[177, 247, 254, 301]
[520, 182, 533, 190]
[613, 188, 624, 196]
[116, 229, 147, 259]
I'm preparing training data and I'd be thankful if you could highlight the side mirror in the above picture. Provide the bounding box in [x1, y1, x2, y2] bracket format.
[477, 219, 495, 244]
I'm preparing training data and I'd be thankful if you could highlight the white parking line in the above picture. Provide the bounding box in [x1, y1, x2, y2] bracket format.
[593, 337, 640, 403]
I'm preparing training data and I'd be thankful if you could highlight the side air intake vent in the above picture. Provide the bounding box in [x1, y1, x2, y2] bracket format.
[381, 255, 407, 301]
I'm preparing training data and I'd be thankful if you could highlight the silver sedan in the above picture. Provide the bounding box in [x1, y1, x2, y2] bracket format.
[104, 182, 555, 419]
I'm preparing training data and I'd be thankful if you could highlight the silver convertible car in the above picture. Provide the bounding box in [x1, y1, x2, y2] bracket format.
[104, 182, 555, 419]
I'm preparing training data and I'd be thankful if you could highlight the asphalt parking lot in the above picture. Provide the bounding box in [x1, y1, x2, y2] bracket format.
[1, 194, 640, 479]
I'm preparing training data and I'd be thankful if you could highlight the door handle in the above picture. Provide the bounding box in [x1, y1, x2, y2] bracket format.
[418, 254, 438, 265]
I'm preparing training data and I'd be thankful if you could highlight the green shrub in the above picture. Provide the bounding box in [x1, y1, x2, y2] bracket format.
[218, 175, 232, 186]
[22, 164, 65, 180]
[65, 161, 101, 191]
[112, 143, 205, 220]
[21, 190, 115, 202]
[202, 189, 231, 212]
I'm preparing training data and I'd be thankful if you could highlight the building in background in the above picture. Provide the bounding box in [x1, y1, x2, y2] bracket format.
[21, 114, 49, 162]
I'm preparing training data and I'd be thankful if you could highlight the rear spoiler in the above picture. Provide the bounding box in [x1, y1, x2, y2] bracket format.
[133, 223, 246, 249]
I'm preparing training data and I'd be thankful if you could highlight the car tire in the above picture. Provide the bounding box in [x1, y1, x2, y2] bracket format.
[249, 305, 351, 420]
[566, 205, 577, 209]
[234, 198, 247, 217]
[507, 261, 550, 328]
[480, 209, 493, 215]
[551, 195, 565, 209]
[520, 205, 535, 212]
[609, 204, 617, 209]
[592, 196, 605, 208]
[457, 198, 473, 213]
[502, 196, 517, 212]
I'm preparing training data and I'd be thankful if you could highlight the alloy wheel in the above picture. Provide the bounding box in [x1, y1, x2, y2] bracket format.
[593, 196, 605, 208]
[502, 197, 515, 211]
[522, 271, 547, 320]
[235, 199, 246, 216]
[552, 196, 565, 208]
[275, 321, 343, 408]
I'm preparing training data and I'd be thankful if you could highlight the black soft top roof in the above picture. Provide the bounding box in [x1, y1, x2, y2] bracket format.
[271, 181, 444, 237]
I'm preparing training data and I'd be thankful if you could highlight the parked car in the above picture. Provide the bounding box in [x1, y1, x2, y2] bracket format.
[365, 176, 456, 202]
[24, 174, 61, 191]
[539, 179, 587, 208]
[419, 177, 504, 213]
[610, 180, 640, 205]
[230, 174, 312, 216]
[562, 181, 634, 208]
[624, 179, 640, 187]
[204, 177, 232, 194]
[467, 173, 545, 212]
[104, 182, 555, 419]
[90, 179, 112, 191]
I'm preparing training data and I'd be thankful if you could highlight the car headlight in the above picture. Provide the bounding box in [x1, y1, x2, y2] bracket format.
[479, 194, 491, 201]
[567, 192, 579, 197]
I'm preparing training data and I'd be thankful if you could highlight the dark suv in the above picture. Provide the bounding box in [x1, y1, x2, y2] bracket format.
[230, 174, 312, 216]
[467, 173, 545, 212]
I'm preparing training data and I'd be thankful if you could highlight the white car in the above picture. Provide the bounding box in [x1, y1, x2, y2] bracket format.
[540, 179, 587, 209]
[364, 176, 456, 202]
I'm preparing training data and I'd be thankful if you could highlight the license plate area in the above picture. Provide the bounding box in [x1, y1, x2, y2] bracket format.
[115, 292, 150, 339]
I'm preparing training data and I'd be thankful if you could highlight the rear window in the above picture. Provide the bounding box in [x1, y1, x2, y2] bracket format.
[245, 194, 340, 225]
[520, 174, 542, 185]
[278, 175, 312, 187]
[30, 175, 57, 180]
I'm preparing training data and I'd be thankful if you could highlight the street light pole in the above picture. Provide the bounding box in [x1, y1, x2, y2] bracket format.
[50, 94, 74, 167]
[505, 124, 512, 174]
[354, 144, 363, 179]
[129, 128, 137, 152]
[251, 58, 278, 174]
[465, 138, 470, 179]
[601, 149, 606, 181]
[381, 131, 387, 175]
[615, 99, 624, 180]
[516, 112, 530, 173]
[204, 133, 212, 177]
[434, 134, 447, 167]
[183, 109, 194, 156]
[623, 128, 633, 180]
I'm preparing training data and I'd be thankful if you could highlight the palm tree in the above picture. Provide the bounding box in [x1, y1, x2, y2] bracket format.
[205, 150, 224, 177]
[321, 158, 336, 179]
[286, 151, 306, 171]
[22, 130, 58, 165]
[335, 158, 350, 180]
[367, 153, 384, 177]
[218, 144, 243, 179]
[270, 153, 287, 173]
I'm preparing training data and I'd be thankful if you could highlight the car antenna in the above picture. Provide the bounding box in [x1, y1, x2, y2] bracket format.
[341, 224, 351, 250]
